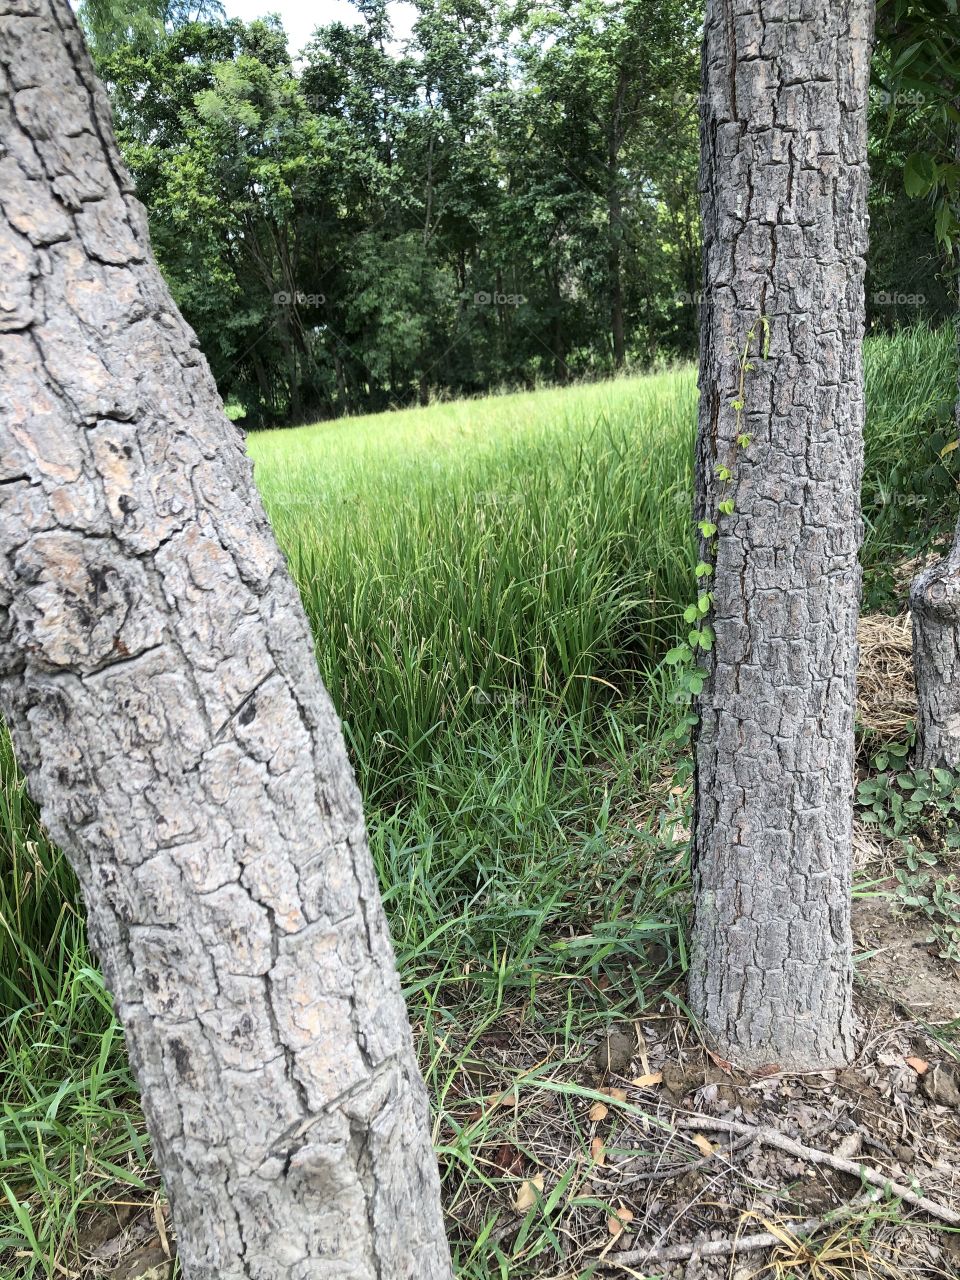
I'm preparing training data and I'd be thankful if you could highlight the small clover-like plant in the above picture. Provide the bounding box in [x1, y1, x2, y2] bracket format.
[856, 746, 960, 962]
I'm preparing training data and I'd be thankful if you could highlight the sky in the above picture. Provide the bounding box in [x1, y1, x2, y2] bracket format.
[221, 0, 418, 60]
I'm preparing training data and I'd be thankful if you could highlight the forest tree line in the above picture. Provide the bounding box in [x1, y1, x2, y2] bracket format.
[85, 0, 955, 425]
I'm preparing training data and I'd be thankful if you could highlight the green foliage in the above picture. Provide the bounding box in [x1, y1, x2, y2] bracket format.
[85, 1, 699, 423]
[857, 743, 960, 962]
[250, 371, 697, 785]
[874, 0, 960, 253]
[77, 0, 223, 63]
[868, 1, 960, 339]
[74, 1, 960, 422]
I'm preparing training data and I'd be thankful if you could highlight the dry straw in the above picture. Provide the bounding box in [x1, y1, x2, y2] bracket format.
[857, 613, 915, 737]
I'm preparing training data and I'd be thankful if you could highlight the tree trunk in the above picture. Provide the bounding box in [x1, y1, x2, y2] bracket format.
[0, 4, 453, 1278]
[911, 533, 960, 768]
[689, 0, 873, 1071]
[608, 198, 626, 370]
[607, 66, 628, 371]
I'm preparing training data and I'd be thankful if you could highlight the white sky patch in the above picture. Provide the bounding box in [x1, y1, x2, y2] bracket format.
[221, 0, 418, 59]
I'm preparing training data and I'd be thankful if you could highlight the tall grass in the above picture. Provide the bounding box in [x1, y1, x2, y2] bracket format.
[0, 326, 956, 1277]
[861, 324, 959, 604]
[250, 370, 698, 792]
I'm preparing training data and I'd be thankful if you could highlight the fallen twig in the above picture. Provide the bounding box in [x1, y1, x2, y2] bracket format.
[599, 1206, 858, 1268]
[604, 1187, 890, 1269]
[677, 1114, 960, 1227]
[599, 1108, 959, 1270]
[614, 1131, 756, 1187]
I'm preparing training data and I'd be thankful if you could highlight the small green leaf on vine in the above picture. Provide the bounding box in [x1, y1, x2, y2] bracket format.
[695, 561, 713, 578]
[718, 498, 735, 515]
[698, 519, 717, 537]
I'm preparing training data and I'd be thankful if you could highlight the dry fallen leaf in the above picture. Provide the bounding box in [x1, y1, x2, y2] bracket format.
[631, 1071, 663, 1088]
[513, 1173, 544, 1212]
[906, 1056, 930, 1075]
[607, 1086, 628, 1102]
[834, 1132, 862, 1160]
[487, 1091, 517, 1109]
[690, 1133, 716, 1157]
[153, 1200, 170, 1259]
[588, 1101, 609, 1122]
[706, 1049, 734, 1074]
[492, 1142, 524, 1176]
[751, 1062, 781, 1079]
[590, 1136, 606, 1165]
[607, 1205, 634, 1237]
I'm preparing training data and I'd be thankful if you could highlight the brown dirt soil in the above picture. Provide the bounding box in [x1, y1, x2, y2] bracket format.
[64, 969, 960, 1279]
[428, 937, 960, 1278]
[854, 894, 960, 1027]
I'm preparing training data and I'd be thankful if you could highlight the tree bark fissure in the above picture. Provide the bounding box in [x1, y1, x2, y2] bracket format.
[0, 3, 452, 1277]
[690, 0, 873, 1070]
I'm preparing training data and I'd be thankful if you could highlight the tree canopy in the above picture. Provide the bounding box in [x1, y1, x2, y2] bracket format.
[83, 0, 957, 424]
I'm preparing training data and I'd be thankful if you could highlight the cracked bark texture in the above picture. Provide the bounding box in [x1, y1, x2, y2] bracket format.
[911, 535, 960, 770]
[0, 3, 453, 1276]
[689, 0, 873, 1070]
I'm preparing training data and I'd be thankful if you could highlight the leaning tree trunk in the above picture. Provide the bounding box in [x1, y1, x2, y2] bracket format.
[0, 3, 452, 1278]
[911, 526, 960, 769]
[689, 0, 873, 1071]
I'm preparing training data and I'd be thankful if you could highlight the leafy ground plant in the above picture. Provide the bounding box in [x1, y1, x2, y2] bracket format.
[857, 741, 960, 962]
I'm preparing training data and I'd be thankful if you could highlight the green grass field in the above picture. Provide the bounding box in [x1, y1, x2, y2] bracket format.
[1, 326, 957, 1277]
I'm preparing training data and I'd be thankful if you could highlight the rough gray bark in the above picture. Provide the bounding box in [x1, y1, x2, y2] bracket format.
[911, 534, 960, 769]
[689, 0, 873, 1071]
[0, 3, 453, 1277]
[910, 308, 960, 770]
